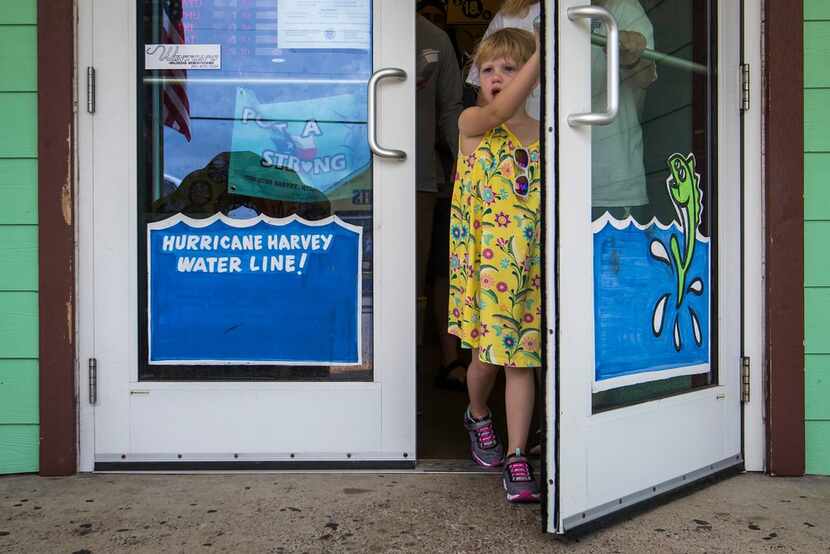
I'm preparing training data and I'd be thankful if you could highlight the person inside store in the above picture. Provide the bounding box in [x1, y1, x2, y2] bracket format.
[415, 3, 467, 391]
[464, 0, 544, 455]
[449, 27, 543, 503]
[590, 0, 657, 220]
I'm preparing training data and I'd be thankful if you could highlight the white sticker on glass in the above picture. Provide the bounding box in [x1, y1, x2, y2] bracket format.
[145, 44, 221, 70]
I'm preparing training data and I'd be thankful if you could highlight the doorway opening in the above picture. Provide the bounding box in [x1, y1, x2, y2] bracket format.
[413, 2, 543, 463]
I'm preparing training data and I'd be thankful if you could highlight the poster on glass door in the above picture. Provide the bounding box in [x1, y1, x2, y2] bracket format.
[277, 0, 370, 50]
[593, 153, 711, 391]
[228, 88, 370, 203]
[147, 213, 362, 365]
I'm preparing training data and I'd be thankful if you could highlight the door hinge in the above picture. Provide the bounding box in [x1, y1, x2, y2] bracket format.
[86, 66, 96, 114]
[740, 63, 750, 112]
[88, 357, 98, 405]
[740, 356, 750, 403]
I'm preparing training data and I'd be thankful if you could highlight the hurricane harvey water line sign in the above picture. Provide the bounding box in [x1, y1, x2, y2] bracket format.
[148, 214, 362, 365]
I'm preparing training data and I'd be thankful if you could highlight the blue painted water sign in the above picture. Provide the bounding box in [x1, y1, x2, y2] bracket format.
[148, 214, 362, 365]
[593, 216, 710, 388]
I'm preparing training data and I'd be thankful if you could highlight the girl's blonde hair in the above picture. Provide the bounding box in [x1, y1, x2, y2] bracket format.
[473, 27, 535, 69]
[500, 0, 539, 17]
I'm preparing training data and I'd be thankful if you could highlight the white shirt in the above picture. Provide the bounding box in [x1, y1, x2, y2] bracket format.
[466, 3, 543, 120]
[590, 0, 656, 207]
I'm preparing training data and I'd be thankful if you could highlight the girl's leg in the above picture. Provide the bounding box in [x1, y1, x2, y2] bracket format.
[466, 349, 500, 419]
[434, 276, 461, 368]
[504, 366, 535, 454]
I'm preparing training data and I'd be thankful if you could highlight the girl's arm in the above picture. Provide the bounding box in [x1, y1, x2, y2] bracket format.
[459, 43, 540, 139]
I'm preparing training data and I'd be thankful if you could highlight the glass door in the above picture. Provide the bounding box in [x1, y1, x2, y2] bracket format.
[545, 0, 743, 532]
[79, 0, 416, 468]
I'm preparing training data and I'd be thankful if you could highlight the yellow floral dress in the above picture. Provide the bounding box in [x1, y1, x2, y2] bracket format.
[448, 124, 542, 367]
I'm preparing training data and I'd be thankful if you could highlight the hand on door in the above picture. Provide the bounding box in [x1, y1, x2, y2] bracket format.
[618, 30, 646, 66]
[618, 30, 656, 89]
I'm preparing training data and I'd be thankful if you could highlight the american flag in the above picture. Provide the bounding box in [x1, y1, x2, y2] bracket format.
[162, 0, 191, 141]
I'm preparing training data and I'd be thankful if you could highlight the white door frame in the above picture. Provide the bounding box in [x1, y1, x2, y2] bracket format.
[741, 0, 766, 473]
[73, 0, 765, 473]
[76, 0, 416, 470]
[77, 0, 96, 473]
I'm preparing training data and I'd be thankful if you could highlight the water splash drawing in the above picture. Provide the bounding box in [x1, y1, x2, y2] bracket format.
[650, 153, 705, 351]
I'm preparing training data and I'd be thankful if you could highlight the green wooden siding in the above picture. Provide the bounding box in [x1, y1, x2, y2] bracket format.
[0, 1, 38, 475]
[805, 3, 830, 475]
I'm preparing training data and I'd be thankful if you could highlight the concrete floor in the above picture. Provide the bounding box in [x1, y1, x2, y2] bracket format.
[1, 472, 828, 553]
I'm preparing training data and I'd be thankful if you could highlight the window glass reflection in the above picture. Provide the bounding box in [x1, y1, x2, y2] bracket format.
[591, 0, 716, 410]
[138, 0, 374, 381]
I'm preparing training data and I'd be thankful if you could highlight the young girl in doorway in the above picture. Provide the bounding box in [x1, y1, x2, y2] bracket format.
[448, 28, 542, 503]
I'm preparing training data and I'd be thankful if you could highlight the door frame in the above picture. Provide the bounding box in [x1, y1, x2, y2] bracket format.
[36, 1, 793, 476]
[742, 0, 765, 473]
[763, 0, 806, 476]
[77, 0, 96, 473]
[37, 0, 77, 476]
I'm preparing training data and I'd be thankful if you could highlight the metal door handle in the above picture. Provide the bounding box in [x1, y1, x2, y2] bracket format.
[368, 68, 407, 160]
[567, 5, 619, 126]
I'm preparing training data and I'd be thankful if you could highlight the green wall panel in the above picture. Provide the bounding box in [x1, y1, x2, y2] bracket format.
[0, 425, 38, 474]
[0, 15, 39, 475]
[806, 422, 830, 475]
[0, 26, 36, 92]
[805, 154, 830, 221]
[0, 1, 36, 25]
[805, 222, 830, 286]
[805, 2, 830, 475]
[0, 159, 37, 224]
[0, 360, 38, 423]
[0, 93, 36, 157]
[0, 292, 37, 358]
[0, 226, 37, 291]
[806, 355, 830, 420]
[805, 289, 830, 354]
[805, 89, 830, 152]
[806, 0, 830, 21]
[805, 22, 830, 87]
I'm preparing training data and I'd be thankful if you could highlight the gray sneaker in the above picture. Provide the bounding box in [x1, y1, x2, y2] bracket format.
[463, 409, 505, 467]
[502, 453, 541, 503]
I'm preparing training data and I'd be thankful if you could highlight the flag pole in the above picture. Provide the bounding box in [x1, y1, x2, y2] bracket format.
[152, 1, 163, 203]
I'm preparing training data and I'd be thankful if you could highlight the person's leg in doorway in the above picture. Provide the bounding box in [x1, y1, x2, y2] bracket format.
[429, 196, 466, 390]
[465, 356, 534, 455]
[464, 352, 541, 503]
[463, 351, 504, 467]
[504, 365, 534, 455]
[466, 352, 499, 420]
[416, 192, 437, 299]
[501, 363, 541, 502]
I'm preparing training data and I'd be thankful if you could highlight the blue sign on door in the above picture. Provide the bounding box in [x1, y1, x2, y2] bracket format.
[148, 214, 362, 365]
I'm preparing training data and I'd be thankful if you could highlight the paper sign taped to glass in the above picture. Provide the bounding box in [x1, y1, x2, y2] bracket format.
[229, 88, 370, 203]
[277, 0, 370, 49]
[148, 213, 362, 365]
[592, 153, 711, 392]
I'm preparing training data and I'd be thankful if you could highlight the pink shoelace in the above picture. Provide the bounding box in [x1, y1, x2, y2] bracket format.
[475, 422, 498, 449]
[507, 459, 532, 482]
